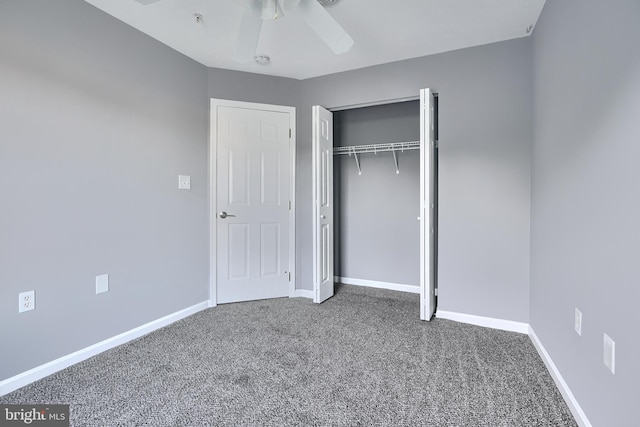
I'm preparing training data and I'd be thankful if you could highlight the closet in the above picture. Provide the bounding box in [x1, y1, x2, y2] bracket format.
[332, 100, 423, 294]
[313, 89, 437, 319]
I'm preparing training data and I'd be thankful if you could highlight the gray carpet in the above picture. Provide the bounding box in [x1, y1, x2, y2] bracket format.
[1, 285, 576, 426]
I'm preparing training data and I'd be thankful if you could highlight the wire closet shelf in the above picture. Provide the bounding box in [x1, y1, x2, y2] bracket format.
[333, 140, 420, 175]
[333, 140, 420, 155]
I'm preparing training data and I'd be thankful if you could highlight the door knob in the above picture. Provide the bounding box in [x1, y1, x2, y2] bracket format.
[219, 211, 236, 219]
[320, 215, 326, 219]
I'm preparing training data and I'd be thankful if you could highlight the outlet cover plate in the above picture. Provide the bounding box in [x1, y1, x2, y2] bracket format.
[178, 175, 191, 190]
[96, 274, 109, 294]
[574, 308, 582, 336]
[603, 333, 615, 374]
[18, 290, 35, 313]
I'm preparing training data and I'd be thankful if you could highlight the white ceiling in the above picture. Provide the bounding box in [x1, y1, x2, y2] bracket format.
[84, 0, 546, 80]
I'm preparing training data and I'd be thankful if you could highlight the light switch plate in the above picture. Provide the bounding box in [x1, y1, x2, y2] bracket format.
[603, 334, 616, 374]
[178, 175, 191, 190]
[603, 333, 615, 374]
[96, 274, 109, 294]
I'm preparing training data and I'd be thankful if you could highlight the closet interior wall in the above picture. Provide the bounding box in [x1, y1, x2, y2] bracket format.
[333, 101, 420, 289]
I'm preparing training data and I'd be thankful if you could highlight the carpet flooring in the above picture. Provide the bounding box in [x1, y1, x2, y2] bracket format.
[1, 285, 577, 426]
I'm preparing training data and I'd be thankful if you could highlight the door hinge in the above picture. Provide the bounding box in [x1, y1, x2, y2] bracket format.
[434, 288, 438, 296]
[288, 271, 291, 281]
[289, 201, 291, 210]
[289, 129, 292, 139]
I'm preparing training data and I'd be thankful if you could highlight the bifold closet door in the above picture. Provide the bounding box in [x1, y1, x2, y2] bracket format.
[420, 88, 436, 321]
[312, 105, 334, 303]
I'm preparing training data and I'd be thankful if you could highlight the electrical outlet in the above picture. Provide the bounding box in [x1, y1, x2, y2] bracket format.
[18, 290, 35, 313]
[603, 334, 615, 374]
[178, 175, 191, 190]
[574, 308, 582, 336]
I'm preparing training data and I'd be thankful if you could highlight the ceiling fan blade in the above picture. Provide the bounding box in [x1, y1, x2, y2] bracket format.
[234, 0, 264, 63]
[134, 0, 162, 5]
[293, 0, 353, 54]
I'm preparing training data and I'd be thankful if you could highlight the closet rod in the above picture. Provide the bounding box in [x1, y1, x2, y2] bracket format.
[333, 140, 420, 155]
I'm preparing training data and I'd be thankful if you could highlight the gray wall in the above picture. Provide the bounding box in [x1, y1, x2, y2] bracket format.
[1, 0, 535, 384]
[0, 0, 209, 381]
[530, 1, 640, 425]
[299, 39, 532, 322]
[206, 68, 304, 292]
[333, 102, 420, 286]
[207, 68, 302, 107]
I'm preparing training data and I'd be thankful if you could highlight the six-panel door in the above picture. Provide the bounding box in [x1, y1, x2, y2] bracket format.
[216, 106, 291, 303]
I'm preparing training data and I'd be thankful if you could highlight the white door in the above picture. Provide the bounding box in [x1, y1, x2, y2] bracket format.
[215, 105, 292, 304]
[420, 88, 436, 320]
[312, 106, 334, 303]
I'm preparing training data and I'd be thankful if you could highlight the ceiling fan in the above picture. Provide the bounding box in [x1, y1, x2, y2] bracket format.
[134, 0, 354, 63]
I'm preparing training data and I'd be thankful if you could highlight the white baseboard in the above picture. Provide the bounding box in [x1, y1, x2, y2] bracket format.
[337, 277, 420, 294]
[0, 301, 210, 397]
[0, 297, 591, 427]
[292, 289, 314, 299]
[528, 327, 592, 427]
[436, 310, 529, 334]
[435, 311, 590, 426]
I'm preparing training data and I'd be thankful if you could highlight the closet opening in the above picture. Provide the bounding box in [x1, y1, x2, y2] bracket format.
[312, 90, 438, 319]
[333, 97, 438, 311]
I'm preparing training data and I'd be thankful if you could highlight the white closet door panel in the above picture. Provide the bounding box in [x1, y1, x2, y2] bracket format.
[420, 88, 436, 321]
[313, 105, 334, 303]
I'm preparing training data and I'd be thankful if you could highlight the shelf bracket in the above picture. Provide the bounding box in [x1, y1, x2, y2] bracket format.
[351, 148, 362, 175]
[392, 150, 400, 174]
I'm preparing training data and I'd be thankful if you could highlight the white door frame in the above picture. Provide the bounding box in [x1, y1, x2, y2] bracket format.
[209, 98, 296, 307]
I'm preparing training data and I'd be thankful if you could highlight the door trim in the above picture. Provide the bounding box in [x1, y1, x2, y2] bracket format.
[327, 95, 420, 112]
[209, 98, 296, 307]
